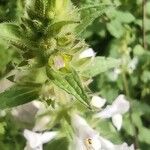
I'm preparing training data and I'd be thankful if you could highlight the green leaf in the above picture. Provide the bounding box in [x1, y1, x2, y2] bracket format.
[0, 85, 40, 109]
[107, 20, 124, 38]
[46, 20, 78, 37]
[76, 4, 113, 35]
[138, 127, 150, 144]
[45, 137, 69, 150]
[46, 67, 89, 107]
[116, 11, 135, 23]
[0, 23, 21, 43]
[81, 56, 120, 77]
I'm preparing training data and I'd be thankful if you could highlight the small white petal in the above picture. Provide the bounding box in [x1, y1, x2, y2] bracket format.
[90, 135, 101, 150]
[71, 114, 101, 150]
[128, 57, 138, 71]
[91, 96, 106, 109]
[71, 114, 97, 139]
[71, 136, 86, 150]
[23, 129, 57, 149]
[41, 131, 58, 144]
[79, 48, 95, 59]
[94, 105, 117, 118]
[23, 129, 42, 148]
[113, 94, 130, 114]
[112, 114, 122, 131]
[24, 143, 42, 150]
[95, 95, 130, 119]
[99, 136, 115, 150]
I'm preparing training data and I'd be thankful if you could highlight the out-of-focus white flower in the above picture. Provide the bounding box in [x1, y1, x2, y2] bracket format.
[23, 129, 57, 150]
[95, 95, 130, 131]
[71, 114, 101, 150]
[71, 114, 134, 150]
[128, 57, 138, 74]
[90, 96, 106, 109]
[11, 100, 45, 125]
[79, 48, 96, 59]
[107, 68, 121, 81]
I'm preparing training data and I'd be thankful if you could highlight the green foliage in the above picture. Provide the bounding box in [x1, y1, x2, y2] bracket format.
[76, 4, 114, 35]
[46, 67, 89, 107]
[45, 137, 69, 150]
[0, 85, 40, 109]
[81, 56, 120, 77]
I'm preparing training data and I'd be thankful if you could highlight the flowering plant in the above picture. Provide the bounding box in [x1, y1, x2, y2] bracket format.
[0, 0, 150, 150]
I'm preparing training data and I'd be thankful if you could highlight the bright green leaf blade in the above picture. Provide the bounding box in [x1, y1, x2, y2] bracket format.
[46, 67, 89, 107]
[81, 56, 120, 77]
[0, 85, 40, 109]
[76, 4, 114, 35]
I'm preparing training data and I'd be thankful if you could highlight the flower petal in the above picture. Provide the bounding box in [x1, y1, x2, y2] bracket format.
[113, 94, 130, 114]
[79, 48, 95, 59]
[99, 136, 115, 150]
[95, 94, 130, 119]
[41, 131, 58, 144]
[71, 114, 101, 149]
[23, 129, 42, 148]
[91, 96, 106, 109]
[94, 105, 117, 118]
[112, 114, 122, 131]
[70, 136, 86, 150]
[71, 114, 97, 139]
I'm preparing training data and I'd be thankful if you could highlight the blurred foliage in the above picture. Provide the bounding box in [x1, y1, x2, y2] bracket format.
[0, 0, 150, 150]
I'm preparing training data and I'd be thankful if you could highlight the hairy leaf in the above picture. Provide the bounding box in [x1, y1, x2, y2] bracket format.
[76, 4, 114, 35]
[0, 85, 40, 109]
[46, 67, 89, 107]
[0, 23, 21, 43]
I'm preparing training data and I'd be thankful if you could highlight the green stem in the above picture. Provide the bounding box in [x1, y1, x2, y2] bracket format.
[142, 0, 147, 49]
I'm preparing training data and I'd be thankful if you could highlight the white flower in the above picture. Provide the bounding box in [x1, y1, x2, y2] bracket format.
[23, 129, 57, 150]
[71, 114, 134, 150]
[11, 100, 45, 124]
[107, 68, 121, 81]
[128, 57, 138, 74]
[95, 94, 130, 131]
[71, 114, 101, 150]
[79, 48, 96, 59]
[90, 96, 106, 109]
